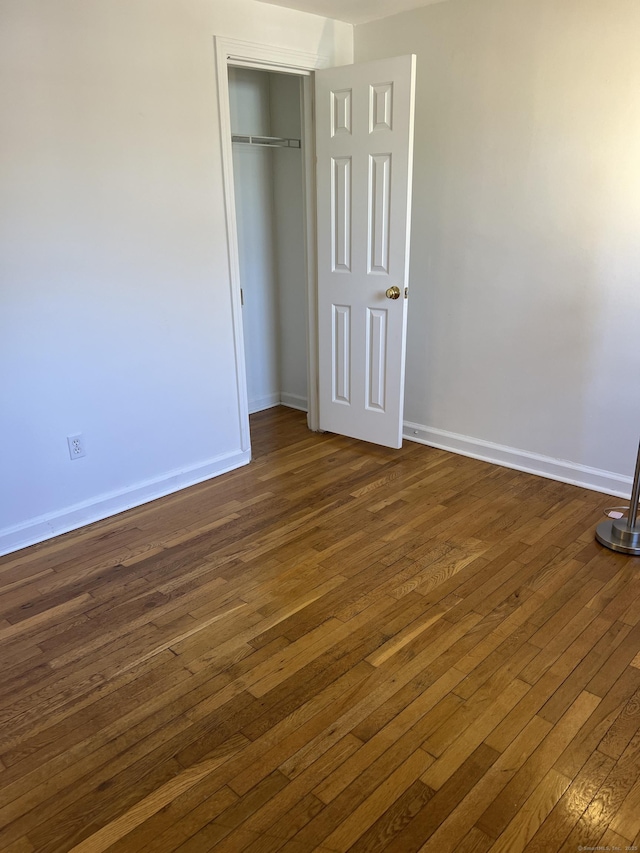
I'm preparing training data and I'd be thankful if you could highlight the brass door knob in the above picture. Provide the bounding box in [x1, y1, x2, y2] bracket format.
[385, 286, 401, 300]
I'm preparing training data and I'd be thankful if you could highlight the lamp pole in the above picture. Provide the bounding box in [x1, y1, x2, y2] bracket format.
[596, 438, 640, 555]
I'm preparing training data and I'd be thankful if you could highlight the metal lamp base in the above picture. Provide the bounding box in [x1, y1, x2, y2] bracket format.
[595, 518, 640, 555]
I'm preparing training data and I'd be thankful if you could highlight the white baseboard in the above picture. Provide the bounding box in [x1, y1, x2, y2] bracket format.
[8, 419, 623, 558]
[248, 393, 281, 414]
[249, 393, 308, 414]
[280, 393, 308, 412]
[403, 420, 633, 499]
[0, 448, 251, 557]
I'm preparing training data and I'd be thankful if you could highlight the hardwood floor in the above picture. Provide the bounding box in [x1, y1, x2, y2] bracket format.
[2, 406, 640, 853]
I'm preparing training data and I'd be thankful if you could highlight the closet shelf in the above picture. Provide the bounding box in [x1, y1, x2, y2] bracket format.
[232, 134, 301, 149]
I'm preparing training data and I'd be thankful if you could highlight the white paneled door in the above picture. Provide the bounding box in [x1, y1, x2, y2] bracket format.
[316, 55, 416, 448]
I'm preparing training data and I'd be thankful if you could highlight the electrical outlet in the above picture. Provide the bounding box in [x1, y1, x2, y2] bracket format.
[67, 434, 86, 460]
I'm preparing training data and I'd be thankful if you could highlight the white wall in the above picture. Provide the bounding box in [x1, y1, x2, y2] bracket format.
[355, 0, 640, 495]
[270, 74, 308, 411]
[0, 0, 352, 555]
[230, 68, 281, 413]
[229, 68, 307, 415]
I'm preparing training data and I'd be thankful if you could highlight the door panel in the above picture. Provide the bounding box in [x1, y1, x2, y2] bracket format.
[332, 157, 352, 272]
[366, 307, 387, 411]
[316, 55, 416, 448]
[332, 304, 351, 404]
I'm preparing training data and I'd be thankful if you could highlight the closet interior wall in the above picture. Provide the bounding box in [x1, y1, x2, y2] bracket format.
[228, 68, 308, 415]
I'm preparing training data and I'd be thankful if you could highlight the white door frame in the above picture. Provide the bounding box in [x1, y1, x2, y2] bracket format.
[215, 37, 330, 451]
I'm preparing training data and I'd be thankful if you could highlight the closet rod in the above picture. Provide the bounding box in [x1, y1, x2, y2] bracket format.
[231, 134, 301, 149]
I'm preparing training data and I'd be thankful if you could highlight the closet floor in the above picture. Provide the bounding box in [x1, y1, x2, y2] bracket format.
[1, 406, 640, 852]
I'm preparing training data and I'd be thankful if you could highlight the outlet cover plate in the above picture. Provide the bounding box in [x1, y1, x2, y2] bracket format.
[67, 434, 86, 460]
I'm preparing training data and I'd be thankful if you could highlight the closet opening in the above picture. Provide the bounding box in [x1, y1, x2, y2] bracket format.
[228, 67, 309, 444]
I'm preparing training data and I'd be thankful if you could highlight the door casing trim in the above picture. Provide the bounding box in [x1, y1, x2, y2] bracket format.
[214, 36, 330, 449]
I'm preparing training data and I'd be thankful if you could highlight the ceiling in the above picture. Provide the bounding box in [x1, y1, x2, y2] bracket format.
[253, 0, 449, 26]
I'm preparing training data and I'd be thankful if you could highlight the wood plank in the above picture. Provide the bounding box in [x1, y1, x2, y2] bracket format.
[231, 735, 363, 840]
[104, 785, 239, 853]
[598, 828, 635, 849]
[609, 773, 640, 842]
[380, 743, 499, 853]
[421, 678, 530, 790]
[522, 749, 614, 853]
[344, 779, 435, 852]
[320, 748, 433, 851]
[50, 735, 250, 853]
[554, 665, 640, 779]
[416, 716, 553, 853]
[487, 768, 570, 853]
[598, 685, 640, 760]
[311, 668, 466, 806]
[477, 691, 601, 839]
